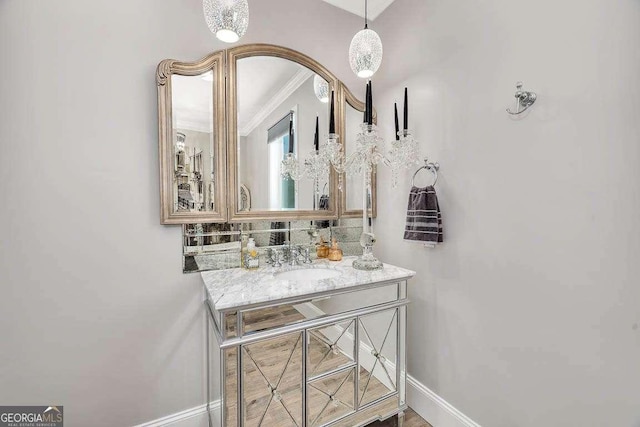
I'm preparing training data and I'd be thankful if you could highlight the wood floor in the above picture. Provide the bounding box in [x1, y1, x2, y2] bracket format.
[369, 408, 432, 427]
[220, 305, 432, 427]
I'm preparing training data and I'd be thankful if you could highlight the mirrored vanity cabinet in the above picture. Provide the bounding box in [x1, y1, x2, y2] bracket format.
[157, 45, 411, 427]
[204, 263, 414, 427]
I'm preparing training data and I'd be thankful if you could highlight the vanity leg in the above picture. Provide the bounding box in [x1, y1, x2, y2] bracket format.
[397, 410, 405, 427]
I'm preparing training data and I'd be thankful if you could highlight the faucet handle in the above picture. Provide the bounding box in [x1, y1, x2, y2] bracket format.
[302, 247, 312, 264]
[274, 250, 283, 267]
[265, 248, 274, 265]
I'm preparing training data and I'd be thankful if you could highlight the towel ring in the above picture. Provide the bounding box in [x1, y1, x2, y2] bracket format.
[411, 159, 440, 187]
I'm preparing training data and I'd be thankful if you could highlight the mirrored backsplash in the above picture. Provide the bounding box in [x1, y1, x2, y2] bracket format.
[183, 218, 363, 273]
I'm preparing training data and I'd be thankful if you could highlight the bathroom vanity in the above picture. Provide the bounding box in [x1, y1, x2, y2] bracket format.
[202, 257, 414, 427]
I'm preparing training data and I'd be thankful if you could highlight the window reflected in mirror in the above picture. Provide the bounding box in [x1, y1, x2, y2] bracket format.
[345, 103, 364, 212]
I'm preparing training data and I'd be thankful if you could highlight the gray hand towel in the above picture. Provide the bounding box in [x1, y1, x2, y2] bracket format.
[404, 185, 443, 244]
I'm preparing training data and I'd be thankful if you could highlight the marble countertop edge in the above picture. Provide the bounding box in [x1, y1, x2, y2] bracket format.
[201, 257, 416, 312]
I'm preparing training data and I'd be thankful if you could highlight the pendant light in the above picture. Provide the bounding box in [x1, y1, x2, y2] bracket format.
[203, 0, 249, 44]
[348, 0, 383, 78]
[313, 75, 330, 103]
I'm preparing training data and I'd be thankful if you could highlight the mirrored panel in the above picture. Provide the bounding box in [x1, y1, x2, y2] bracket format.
[308, 367, 356, 426]
[228, 46, 342, 222]
[242, 332, 303, 426]
[358, 308, 397, 406]
[157, 51, 226, 224]
[171, 73, 216, 213]
[182, 218, 364, 273]
[340, 95, 377, 218]
[344, 103, 365, 212]
[236, 56, 331, 213]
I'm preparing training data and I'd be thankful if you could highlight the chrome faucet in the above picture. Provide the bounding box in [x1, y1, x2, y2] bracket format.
[270, 244, 313, 268]
[289, 246, 301, 266]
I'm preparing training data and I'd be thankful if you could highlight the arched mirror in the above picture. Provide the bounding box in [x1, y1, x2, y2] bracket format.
[227, 45, 342, 222]
[157, 45, 375, 224]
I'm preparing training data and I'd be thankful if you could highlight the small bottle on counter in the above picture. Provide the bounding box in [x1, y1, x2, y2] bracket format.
[317, 236, 329, 258]
[244, 238, 260, 270]
[328, 238, 343, 261]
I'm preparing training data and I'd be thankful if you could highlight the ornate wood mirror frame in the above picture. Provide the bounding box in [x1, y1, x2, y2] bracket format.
[157, 52, 227, 224]
[156, 44, 376, 224]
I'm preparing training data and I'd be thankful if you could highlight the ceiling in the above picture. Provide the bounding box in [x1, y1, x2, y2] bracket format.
[321, 0, 396, 20]
[236, 57, 309, 136]
[172, 58, 319, 136]
[172, 74, 214, 133]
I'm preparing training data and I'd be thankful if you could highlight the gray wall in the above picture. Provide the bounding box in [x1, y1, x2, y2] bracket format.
[0, 1, 362, 426]
[372, 1, 640, 426]
[2, 1, 639, 427]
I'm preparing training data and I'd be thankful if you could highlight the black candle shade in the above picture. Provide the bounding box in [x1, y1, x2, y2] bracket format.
[329, 90, 336, 134]
[367, 80, 373, 125]
[394, 103, 400, 140]
[288, 119, 294, 153]
[314, 116, 319, 151]
[403, 87, 408, 131]
[364, 82, 370, 124]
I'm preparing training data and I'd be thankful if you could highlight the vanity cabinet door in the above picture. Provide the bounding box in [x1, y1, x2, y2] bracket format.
[358, 308, 398, 407]
[307, 320, 356, 379]
[307, 367, 356, 426]
[306, 319, 357, 426]
[241, 332, 303, 426]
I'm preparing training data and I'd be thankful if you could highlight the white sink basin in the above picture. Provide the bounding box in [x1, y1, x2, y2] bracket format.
[275, 268, 341, 282]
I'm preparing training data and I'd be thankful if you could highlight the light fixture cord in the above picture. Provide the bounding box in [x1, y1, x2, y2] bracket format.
[364, 0, 368, 29]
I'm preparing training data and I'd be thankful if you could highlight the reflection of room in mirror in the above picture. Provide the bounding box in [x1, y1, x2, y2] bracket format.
[345, 103, 365, 212]
[182, 218, 364, 273]
[171, 73, 216, 213]
[236, 56, 330, 212]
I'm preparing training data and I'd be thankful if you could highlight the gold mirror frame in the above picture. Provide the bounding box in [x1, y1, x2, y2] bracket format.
[339, 90, 378, 218]
[156, 51, 227, 224]
[156, 44, 376, 224]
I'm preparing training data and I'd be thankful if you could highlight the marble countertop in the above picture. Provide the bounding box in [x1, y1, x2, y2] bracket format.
[201, 256, 416, 312]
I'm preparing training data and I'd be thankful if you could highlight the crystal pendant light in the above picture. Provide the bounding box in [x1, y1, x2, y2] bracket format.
[203, 0, 249, 43]
[348, 0, 383, 78]
[313, 75, 329, 103]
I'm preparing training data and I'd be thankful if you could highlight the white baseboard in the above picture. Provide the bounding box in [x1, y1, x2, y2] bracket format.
[406, 375, 481, 427]
[133, 401, 220, 427]
[132, 374, 480, 427]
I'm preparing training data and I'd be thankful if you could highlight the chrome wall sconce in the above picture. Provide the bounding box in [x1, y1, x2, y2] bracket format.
[506, 81, 537, 115]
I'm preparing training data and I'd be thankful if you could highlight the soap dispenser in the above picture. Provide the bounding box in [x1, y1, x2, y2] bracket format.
[244, 237, 260, 270]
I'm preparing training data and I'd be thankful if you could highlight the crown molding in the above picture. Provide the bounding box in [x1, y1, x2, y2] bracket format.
[239, 68, 313, 137]
[175, 115, 213, 133]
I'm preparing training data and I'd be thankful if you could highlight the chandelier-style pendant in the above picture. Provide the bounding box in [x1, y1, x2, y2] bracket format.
[203, 0, 249, 43]
[349, 0, 383, 78]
